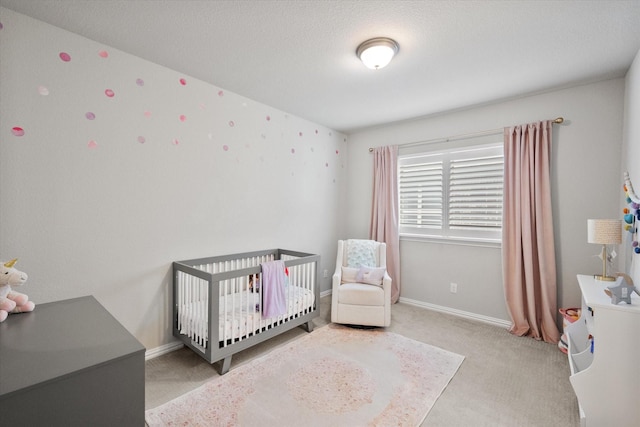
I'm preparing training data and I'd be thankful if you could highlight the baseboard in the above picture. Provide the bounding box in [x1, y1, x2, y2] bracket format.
[145, 341, 184, 361]
[145, 296, 508, 359]
[398, 297, 512, 329]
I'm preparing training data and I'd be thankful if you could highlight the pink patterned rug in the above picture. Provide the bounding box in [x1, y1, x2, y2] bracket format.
[145, 324, 464, 426]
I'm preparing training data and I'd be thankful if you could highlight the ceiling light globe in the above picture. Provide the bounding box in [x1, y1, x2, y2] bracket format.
[356, 37, 399, 70]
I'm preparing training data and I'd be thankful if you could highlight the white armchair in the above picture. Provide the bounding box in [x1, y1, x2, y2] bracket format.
[331, 239, 391, 327]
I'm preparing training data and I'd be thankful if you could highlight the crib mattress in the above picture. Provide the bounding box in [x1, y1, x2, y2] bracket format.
[178, 285, 314, 345]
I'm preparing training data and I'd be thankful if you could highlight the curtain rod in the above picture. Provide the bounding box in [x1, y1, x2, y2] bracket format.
[368, 117, 565, 152]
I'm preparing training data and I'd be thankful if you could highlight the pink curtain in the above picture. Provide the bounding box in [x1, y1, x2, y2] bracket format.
[370, 145, 401, 303]
[502, 121, 560, 344]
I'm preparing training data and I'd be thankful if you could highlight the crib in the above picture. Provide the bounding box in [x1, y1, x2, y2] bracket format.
[173, 248, 320, 374]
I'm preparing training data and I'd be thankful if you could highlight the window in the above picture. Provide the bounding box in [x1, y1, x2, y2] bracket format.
[398, 142, 503, 243]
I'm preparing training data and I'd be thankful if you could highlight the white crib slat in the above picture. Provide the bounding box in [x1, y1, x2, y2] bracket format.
[223, 277, 228, 346]
[186, 273, 192, 339]
[200, 277, 206, 347]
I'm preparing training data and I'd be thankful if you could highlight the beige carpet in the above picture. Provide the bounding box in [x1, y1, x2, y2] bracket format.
[145, 323, 464, 426]
[146, 297, 581, 426]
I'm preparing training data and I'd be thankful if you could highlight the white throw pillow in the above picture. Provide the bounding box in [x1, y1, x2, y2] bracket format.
[356, 266, 385, 286]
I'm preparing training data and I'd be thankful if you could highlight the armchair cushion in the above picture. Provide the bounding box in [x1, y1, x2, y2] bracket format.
[337, 283, 386, 306]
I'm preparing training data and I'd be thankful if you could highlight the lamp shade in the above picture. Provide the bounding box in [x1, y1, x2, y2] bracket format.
[587, 219, 622, 244]
[356, 37, 399, 70]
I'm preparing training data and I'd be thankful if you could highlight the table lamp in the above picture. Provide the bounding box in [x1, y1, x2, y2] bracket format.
[587, 219, 622, 281]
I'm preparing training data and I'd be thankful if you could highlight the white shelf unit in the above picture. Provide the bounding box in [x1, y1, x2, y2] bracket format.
[566, 275, 640, 427]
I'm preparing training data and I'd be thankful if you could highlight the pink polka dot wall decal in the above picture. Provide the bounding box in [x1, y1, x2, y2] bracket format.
[172, 139, 180, 145]
[87, 140, 98, 149]
[136, 78, 144, 86]
[137, 136, 146, 144]
[0, 22, 3, 30]
[11, 127, 25, 137]
[144, 111, 152, 118]
[266, 115, 271, 121]
[85, 112, 95, 120]
[326, 162, 329, 167]
[315, 129, 319, 134]
[38, 86, 49, 95]
[228, 121, 235, 127]
[59, 52, 71, 62]
[179, 114, 187, 122]
[299, 132, 303, 137]
[223, 145, 229, 151]
[105, 89, 115, 97]
[336, 150, 339, 154]
[179, 78, 187, 86]
[291, 148, 295, 154]
[98, 50, 109, 58]
[218, 90, 224, 97]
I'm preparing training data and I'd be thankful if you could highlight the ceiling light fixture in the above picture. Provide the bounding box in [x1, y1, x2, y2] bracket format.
[356, 37, 399, 70]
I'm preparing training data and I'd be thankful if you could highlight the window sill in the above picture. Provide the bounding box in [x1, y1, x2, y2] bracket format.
[400, 233, 502, 249]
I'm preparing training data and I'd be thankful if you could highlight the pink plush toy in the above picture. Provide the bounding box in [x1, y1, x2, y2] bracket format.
[0, 258, 35, 322]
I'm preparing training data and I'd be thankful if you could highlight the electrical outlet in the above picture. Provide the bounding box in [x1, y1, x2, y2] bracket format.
[450, 282, 458, 293]
[323, 269, 329, 278]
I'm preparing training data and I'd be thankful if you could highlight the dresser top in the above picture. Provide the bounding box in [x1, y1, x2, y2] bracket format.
[0, 295, 145, 397]
[577, 274, 640, 313]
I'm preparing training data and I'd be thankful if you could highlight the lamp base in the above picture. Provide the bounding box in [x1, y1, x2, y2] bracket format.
[594, 275, 616, 282]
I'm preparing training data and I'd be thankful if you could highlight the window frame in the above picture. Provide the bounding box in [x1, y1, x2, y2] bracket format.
[398, 138, 504, 247]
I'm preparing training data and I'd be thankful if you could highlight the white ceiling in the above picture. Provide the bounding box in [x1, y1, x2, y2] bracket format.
[2, 0, 640, 133]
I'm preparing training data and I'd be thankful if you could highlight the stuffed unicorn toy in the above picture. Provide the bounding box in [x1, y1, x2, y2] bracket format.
[0, 258, 35, 322]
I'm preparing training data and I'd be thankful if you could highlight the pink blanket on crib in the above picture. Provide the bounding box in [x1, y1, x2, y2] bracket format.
[261, 260, 287, 319]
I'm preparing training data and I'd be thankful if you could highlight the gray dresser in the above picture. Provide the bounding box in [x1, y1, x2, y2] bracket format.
[0, 296, 145, 426]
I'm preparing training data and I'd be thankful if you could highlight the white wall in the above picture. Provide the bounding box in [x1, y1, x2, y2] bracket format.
[346, 79, 625, 322]
[0, 8, 347, 351]
[622, 49, 640, 286]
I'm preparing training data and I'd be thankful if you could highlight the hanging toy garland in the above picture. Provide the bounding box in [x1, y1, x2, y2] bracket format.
[623, 172, 639, 254]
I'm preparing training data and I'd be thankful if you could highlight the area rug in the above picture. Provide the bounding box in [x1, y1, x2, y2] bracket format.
[145, 324, 464, 426]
